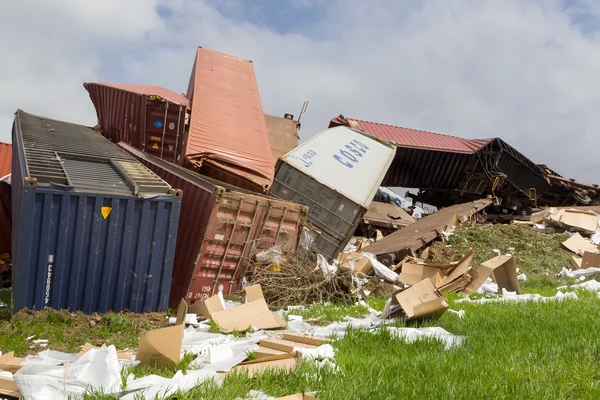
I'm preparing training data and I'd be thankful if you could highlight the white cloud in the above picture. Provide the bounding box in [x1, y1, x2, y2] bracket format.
[1, 0, 600, 182]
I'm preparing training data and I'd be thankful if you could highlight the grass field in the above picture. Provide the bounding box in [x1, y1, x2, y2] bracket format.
[4, 225, 600, 399]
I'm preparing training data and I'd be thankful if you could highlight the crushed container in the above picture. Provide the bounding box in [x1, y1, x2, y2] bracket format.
[270, 126, 396, 260]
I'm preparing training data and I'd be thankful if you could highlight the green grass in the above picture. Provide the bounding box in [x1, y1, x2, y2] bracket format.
[85, 288, 600, 399]
[0, 309, 169, 356]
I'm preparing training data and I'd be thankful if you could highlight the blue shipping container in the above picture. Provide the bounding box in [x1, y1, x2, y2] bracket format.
[11, 110, 182, 314]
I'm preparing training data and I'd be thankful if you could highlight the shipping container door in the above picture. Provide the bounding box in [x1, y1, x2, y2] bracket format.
[189, 193, 262, 300]
[145, 99, 186, 164]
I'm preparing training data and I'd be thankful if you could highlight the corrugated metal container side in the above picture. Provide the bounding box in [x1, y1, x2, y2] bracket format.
[11, 110, 182, 314]
[264, 114, 299, 163]
[270, 126, 396, 259]
[84, 82, 189, 164]
[185, 47, 274, 192]
[118, 143, 308, 306]
[0, 177, 10, 261]
[0, 142, 11, 178]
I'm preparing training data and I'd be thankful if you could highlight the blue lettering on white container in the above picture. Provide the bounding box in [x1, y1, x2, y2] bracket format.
[333, 139, 370, 168]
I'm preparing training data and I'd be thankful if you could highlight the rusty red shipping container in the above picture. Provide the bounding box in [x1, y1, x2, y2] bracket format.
[185, 47, 274, 193]
[118, 142, 308, 307]
[84, 82, 190, 164]
[0, 175, 10, 265]
[0, 142, 11, 179]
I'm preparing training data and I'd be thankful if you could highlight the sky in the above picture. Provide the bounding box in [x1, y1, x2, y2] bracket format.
[1, 0, 600, 182]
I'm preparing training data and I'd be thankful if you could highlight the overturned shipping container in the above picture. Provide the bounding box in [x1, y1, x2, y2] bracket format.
[83, 82, 190, 164]
[11, 110, 182, 314]
[185, 47, 274, 193]
[119, 143, 307, 307]
[270, 126, 396, 259]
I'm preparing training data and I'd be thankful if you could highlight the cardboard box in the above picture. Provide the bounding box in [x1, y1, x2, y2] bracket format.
[277, 394, 318, 400]
[256, 346, 286, 358]
[547, 209, 599, 234]
[136, 299, 187, 366]
[259, 339, 316, 353]
[464, 255, 520, 295]
[199, 284, 286, 333]
[562, 232, 600, 256]
[227, 352, 301, 378]
[582, 251, 600, 269]
[399, 263, 445, 287]
[282, 333, 332, 346]
[390, 278, 448, 320]
[338, 252, 373, 275]
[571, 256, 583, 269]
[0, 375, 20, 398]
[435, 251, 474, 292]
[258, 333, 332, 357]
[0, 352, 24, 374]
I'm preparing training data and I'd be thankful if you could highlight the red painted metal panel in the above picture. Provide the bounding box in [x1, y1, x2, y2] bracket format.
[329, 115, 495, 154]
[0, 142, 11, 178]
[185, 47, 274, 192]
[0, 179, 10, 261]
[84, 82, 188, 164]
[118, 143, 307, 307]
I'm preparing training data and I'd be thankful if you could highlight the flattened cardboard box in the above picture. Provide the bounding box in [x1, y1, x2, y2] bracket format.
[0, 352, 24, 374]
[464, 255, 520, 295]
[435, 251, 474, 292]
[79, 343, 133, 360]
[548, 209, 599, 234]
[0, 375, 20, 398]
[399, 263, 445, 287]
[277, 394, 318, 400]
[200, 284, 286, 333]
[225, 352, 301, 378]
[136, 299, 187, 366]
[562, 232, 600, 256]
[391, 278, 448, 320]
[258, 333, 332, 355]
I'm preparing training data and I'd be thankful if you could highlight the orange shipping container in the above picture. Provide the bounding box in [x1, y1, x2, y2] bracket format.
[185, 47, 274, 193]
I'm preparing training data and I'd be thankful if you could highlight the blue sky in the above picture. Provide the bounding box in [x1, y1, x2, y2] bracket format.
[3, 0, 600, 183]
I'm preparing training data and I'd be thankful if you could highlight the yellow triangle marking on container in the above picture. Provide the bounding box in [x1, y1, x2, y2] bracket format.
[101, 207, 112, 219]
[152, 142, 159, 149]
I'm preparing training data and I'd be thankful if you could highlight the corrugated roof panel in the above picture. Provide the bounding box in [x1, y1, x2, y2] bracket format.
[330, 115, 495, 154]
[185, 47, 274, 190]
[0, 142, 11, 178]
[86, 82, 189, 107]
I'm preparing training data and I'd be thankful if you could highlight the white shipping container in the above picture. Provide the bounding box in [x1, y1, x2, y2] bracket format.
[280, 126, 396, 208]
[270, 126, 396, 259]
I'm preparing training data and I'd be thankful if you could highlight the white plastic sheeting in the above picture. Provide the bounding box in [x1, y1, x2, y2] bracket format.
[122, 369, 220, 400]
[448, 309, 466, 319]
[316, 254, 338, 279]
[568, 279, 600, 292]
[14, 346, 123, 400]
[363, 253, 398, 283]
[558, 267, 600, 279]
[456, 289, 578, 305]
[295, 344, 335, 361]
[388, 327, 465, 350]
[475, 278, 499, 294]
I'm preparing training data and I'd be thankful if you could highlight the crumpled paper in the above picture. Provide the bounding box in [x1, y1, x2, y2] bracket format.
[122, 369, 220, 400]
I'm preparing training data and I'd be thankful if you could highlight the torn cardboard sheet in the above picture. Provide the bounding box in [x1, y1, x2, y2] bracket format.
[546, 208, 600, 234]
[387, 278, 448, 320]
[435, 251, 474, 292]
[558, 267, 600, 279]
[581, 251, 600, 269]
[227, 353, 301, 378]
[399, 252, 475, 293]
[388, 327, 465, 349]
[456, 289, 578, 304]
[13, 346, 122, 400]
[277, 394, 318, 400]
[339, 252, 373, 275]
[258, 334, 332, 356]
[562, 232, 600, 256]
[571, 256, 583, 269]
[399, 263, 445, 287]
[200, 285, 286, 333]
[463, 255, 521, 295]
[136, 298, 188, 366]
[122, 369, 221, 400]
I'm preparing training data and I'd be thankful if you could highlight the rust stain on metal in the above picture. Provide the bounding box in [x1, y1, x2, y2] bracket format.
[185, 47, 274, 191]
[0, 142, 11, 178]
